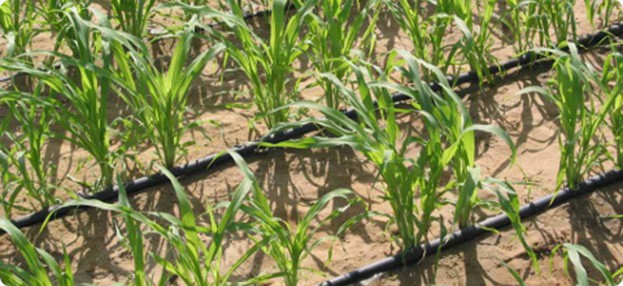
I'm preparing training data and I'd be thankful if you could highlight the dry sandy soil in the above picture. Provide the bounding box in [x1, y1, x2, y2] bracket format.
[1, 1, 622, 285]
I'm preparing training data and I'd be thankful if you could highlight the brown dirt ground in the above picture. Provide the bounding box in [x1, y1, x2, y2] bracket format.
[1, 1, 623, 285]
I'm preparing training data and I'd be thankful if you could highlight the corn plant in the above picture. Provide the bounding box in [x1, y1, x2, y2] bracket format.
[263, 61, 436, 248]
[37, 0, 91, 63]
[500, 0, 540, 53]
[551, 243, 623, 285]
[506, 243, 623, 285]
[54, 149, 357, 285]
[502, 0, 578, 51]
[0, 89, 59, 217]
[0, 103, 10, 198]
[537, 0, 578, 47]
[585, 0, 620, 27]
[0, 9, 119, 189]
[386, 0, 456, 78]
[0, 0, 38, 59]
[452, 0, 496, 81]
[57, 161, 276, 285]
[489, 179, 539, 272]
[0, 218, 74, 285]
[397, 52, 516, 228]
[110, 0, 155, 38]
[306, 0, 381, 109]
[600, 50, 623, 168]
[230, 151, 358, 286]
[379, 56, 462, 240]
[396, 0, 495, 79]
[264, 54, 513, 249]
[113, 175, 146, 286]
[519, 45, 616, 190]
[111, 22, 225, 168]
[208, 0, 315, 128]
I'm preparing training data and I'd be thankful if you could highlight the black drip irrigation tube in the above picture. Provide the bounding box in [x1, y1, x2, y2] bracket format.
[320, 169, 623, 286]
[446, 23, 623, 86]
[0, 72, 25, 83]
[2, 23, 623, 236]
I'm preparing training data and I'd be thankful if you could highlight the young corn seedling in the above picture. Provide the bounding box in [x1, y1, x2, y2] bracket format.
[537, 0, 578, 47]
[600, 50, 623, 168]
[31, 0, 92, 69]
[452, 0, 497, 82]
[0, 218, 74, 286]
[113, 176, 147, 286]
[0, 0, 38, 60]
[110, 0, 156, 38]
[585, 0, 620, 27]
[265, 58, 461, 249]
[0, 89, 59, 217]
[307, 0, 381, 109]
[507, 243, 623, 285]
[0, 106, 10, 198]
[500, 0, 540, 53]
[1, 9, 119, 189]
[386, 0, 456, 78]
[551, 243, 623, 286]
[230, 151, 358, 286]
[519, 45, 616, 190]
[38, 0, 90, 61]
[489, 179, 540, 272]
[111, 22, 225, 168]
[385, 51, 516, 229]
[393, 52, 525, 258]
[58, 157, 278, 285]
[266, 60, 441, 248]
[148, 165, 274, 285]
[210, 0, 315, 128]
